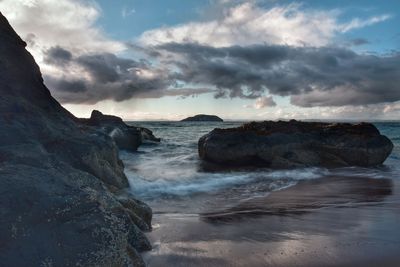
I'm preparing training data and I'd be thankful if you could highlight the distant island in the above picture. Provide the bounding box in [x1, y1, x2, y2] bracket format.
[181, 114, 223, 122]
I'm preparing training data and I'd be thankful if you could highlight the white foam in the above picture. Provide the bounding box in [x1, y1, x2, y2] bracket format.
[109, 128, 123, 138]
[262, 167, 329, 180]
[126, 167, 327, 199]
[128, 172, 256, 197]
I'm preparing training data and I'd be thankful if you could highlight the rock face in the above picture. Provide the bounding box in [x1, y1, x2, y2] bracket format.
[0, 12, 151, 266]
[181, 114, 223, 122]
[79, 110, 161, 150]
[198, 120, 393, 168]
[138, 127, 161, 142]
[79, 110, 143, 151]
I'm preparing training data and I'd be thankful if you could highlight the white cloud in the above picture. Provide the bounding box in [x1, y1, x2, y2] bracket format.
[256, 101, 400, 121]
[0, 0, 125, 66]
[339, 14, 392, 33]
[245, 96, 276, 109]
[254, 96, 277, 109]
[139, 2, 391, 47]
[383, 101, 400, 114]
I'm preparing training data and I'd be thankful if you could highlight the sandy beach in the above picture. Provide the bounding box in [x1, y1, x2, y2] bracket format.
[143, 175, 400, 267]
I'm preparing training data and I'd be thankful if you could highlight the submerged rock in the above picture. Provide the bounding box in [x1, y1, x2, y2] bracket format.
[0, 12, 151, 266]
[181, 114, 223, 122]
[198, 120, 393, 168]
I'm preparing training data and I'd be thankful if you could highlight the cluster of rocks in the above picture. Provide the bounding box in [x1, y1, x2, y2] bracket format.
[0, 12, 153, 266]
[199, 120, 393, 168]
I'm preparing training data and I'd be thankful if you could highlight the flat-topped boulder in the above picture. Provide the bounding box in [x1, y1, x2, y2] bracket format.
[181, 114, 223, 122]
[198, 120, 393, 168]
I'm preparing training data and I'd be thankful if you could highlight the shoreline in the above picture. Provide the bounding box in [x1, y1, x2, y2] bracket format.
[142, 175, 400, 267]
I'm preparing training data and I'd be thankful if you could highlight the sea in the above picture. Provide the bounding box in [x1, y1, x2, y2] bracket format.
[121, 121, 400, 213]
[121, 121, 400, 266]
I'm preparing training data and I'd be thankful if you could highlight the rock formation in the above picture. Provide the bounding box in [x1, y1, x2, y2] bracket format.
[198, 120, 393, 168]
[181, 114, 223, 122]
[79, 110, 161, 150]
[0, 12, 151, 266]
[137, 127, 161, 143]
[79, 110, 142, 151]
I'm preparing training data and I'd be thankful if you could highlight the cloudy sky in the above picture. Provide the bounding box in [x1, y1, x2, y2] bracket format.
[1, 0, 399, 120]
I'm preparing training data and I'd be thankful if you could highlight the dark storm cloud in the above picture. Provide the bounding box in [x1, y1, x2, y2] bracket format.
[44, 46, 72, 65]
[43, 46, 177, 104]
[43, 43, 400, 107]
[156, 43, 292, 99]
[155, 43, 400, 107]
[76, 53, 141, 83]
[44, 76, 87, 93]
[133, 87, 216, 98]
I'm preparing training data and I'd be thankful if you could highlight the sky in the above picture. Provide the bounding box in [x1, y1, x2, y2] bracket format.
[1, 0, 400, 120]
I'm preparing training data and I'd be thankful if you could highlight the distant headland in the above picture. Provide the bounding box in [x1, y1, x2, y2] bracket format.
[181, 114, 223, 122]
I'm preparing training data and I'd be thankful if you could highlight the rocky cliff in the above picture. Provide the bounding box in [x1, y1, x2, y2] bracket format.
[0, 12, 151, 266]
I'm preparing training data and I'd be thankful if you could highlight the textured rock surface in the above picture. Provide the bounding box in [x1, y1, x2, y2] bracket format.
[199, 120, 393, 168]
[79, 110, 143, 151]
[138, 127, 161, 143]
[0, 12, 151, 266]
[79, 110, 161, 149]
[181, 114, 223, 122]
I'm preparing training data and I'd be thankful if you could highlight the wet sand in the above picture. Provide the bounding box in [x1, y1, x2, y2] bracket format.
[143, 176, 400, 267]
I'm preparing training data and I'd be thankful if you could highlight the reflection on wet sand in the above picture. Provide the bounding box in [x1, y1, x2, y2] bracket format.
[201, 176, 393, 222]
[144, 176, 400, 267]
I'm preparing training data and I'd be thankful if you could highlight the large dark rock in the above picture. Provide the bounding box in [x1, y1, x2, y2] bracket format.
[181, 114, 223, 122]
[198, 120, 393, 168]
[79, 110, 142, 151]
[137, 127, 161, 143]
[0, 12, 151, 266]
[79, 110, 161, 150]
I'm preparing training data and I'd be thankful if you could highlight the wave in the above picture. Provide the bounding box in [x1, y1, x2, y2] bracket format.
[126, 167, 327, 199]
[126, 163, 397, 201]
[121, 121, 399, 203]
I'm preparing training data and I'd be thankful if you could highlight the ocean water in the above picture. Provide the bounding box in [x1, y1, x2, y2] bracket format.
[121, 121, 400, 215]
